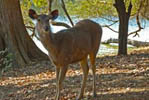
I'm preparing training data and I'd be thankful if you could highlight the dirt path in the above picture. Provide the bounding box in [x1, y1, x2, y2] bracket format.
[0, 47, 149, 100]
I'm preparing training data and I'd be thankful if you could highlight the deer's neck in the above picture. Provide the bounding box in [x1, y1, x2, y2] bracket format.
[38, 28, 58, 55]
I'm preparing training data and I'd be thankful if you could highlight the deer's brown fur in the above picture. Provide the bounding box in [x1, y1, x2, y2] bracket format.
[29, 9, 102, 100]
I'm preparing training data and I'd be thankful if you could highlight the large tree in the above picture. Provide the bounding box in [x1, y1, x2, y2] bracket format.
[114, 0, 132, 55]
[0, 0, 48, 67]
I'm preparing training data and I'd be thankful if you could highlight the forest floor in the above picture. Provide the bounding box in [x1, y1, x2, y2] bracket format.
[0, 47, 149, 100]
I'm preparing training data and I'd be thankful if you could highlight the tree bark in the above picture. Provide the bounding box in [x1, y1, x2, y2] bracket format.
[114, 0, 132, 55]
[0, 33, 5, 51]
[0, 0, 48, 67]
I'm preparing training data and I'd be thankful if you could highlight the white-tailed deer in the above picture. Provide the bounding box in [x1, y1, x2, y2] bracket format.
[29, 9, 102, 100]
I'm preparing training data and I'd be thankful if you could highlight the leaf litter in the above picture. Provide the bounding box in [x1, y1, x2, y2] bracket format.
[0, 47, 149, 100]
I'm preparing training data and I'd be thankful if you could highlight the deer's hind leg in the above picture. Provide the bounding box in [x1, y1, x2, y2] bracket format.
[77, 57, 89, 100]
[89, 53, 97, 97]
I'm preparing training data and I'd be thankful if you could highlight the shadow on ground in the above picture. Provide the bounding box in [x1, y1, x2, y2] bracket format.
[0, 49, 149, 100]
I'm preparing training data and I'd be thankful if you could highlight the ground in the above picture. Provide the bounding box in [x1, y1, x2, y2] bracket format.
[0, 47, 149, 100]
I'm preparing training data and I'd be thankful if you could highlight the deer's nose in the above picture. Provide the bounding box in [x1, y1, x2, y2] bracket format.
[45, 26, 49, 32]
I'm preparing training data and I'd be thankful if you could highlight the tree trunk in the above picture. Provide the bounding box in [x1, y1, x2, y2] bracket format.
[114, 0, 132, 55]
[0, 0, 48, 67]
[0, 33, 5, 51]
[118, 14, 129, 55]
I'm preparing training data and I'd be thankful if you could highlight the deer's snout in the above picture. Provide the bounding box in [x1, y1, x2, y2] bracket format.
[44, 26, 49, 32]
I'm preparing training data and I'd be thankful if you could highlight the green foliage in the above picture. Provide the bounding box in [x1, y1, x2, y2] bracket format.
[0, 49, 13, 73]
[20, 0, 149, 23]
[66, 0, 117, 18]
[20, 0, 48, 25]
[65, 0, 148, 19]
[140, 0, 149, 20]
[20, 0, 67, 25]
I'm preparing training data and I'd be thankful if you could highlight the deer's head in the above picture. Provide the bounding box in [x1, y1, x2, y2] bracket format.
[28, 9, 58, 34]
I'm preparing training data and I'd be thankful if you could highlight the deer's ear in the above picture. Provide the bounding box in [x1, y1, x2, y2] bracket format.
[51, 10, 58, 20]
[29, 9, 38, 20]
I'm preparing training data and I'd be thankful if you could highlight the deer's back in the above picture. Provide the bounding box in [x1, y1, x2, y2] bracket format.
[75, 19, 102, 50]
[50, 19, 102, 66]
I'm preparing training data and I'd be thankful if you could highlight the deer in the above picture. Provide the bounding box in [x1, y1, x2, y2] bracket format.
[29, 9, 102, 100]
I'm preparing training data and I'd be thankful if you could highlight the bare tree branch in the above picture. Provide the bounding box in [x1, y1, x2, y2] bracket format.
[26, 26, 36, 38]
[48, 0, 53, 12]
[26, 26, 34, 30]
[102, 25, 118, 33]
[128, 0, 144, 37]
[47, 0, 71, 28]
[51, 21, 71, 28]
[128, 15, 143, 37]
[102, 20, 119, 33]
[127, 1, 132, 16]
[102, 20, 118, 27]
[26, 21, 71, 39]
[61, 0, 74, 26]
[100, 16, 119, 22]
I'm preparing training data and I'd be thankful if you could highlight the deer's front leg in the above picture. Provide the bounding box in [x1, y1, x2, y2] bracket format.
[55, 66, 68, 100]
[55, 66, 60, 97]
[56, 67, 60, 83]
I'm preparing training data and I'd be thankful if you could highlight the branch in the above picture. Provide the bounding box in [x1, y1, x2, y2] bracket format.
[47, 0, 74, 27]
[51, 21, 71, 28]
[102, 20, 119, 33]
[26, 26, 37, 38]
[48, 0, 53, 12]
[61, 0, 74, 26]
[26, 21, 71, 39]
[102, 20, 118, 27]
[127, 1, 132, 16]
[25, 26, 34, 30]
[128, 0, 144, 37]
[100, 16, 119, 22]
[128, 15, 143, 37]
[103, 25, 118, 33]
